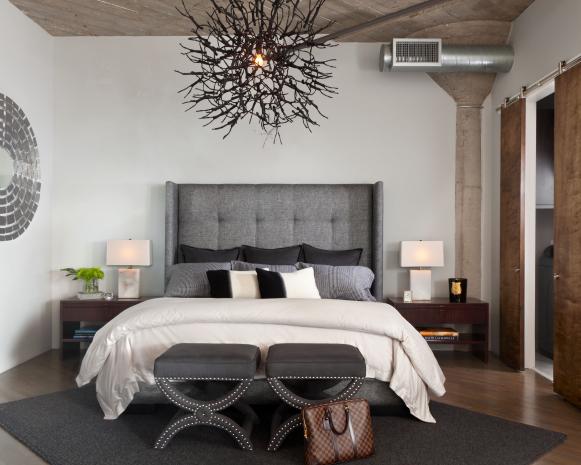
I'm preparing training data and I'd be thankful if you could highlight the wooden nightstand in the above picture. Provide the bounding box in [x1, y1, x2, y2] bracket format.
[60, 297, 158, 359]
[386, 297, 489, 363]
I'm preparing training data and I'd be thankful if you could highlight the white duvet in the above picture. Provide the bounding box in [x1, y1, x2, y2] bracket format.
[76, 298, 446, 422]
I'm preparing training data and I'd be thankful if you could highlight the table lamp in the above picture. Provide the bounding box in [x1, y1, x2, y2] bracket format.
[400, 241, 444, 301]
[106, 239, 151, 298]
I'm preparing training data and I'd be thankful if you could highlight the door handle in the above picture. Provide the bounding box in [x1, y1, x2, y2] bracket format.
[553, 273, 561, 280]
[513, 267, 520, 273]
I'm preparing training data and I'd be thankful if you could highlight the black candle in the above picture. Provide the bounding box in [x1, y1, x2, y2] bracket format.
[449, 278, 467, 303]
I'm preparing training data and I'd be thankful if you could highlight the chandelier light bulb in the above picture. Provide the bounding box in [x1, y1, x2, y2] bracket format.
[253, 53, 267, 67]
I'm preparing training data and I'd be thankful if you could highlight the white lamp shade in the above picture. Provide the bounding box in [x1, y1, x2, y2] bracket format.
[106, 240, 151, 266]
[400, 241, 444, 268]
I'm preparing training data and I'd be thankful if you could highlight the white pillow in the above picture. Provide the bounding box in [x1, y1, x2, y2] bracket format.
[256, 267, 321, 299]
[229, 270, 263, 299]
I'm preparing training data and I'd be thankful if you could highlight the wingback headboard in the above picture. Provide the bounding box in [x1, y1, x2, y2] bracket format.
[165, 182, 384, 298]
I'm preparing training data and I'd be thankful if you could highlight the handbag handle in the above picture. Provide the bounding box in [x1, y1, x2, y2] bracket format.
[325, 404, 350, 436]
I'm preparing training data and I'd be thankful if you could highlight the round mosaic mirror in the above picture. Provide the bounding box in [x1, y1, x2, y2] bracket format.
[0, 94, 41, 241]
[0, 147, 14, 188]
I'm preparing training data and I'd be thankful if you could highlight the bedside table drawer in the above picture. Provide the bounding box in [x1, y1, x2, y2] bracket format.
[61, 305, 126, 322]
[398, 308, 455, 324]
[399, 307, 488, 325]
[454, 306, 488, 324]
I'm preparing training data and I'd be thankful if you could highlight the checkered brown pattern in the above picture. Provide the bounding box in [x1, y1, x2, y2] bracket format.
[302, 398, 374, 465]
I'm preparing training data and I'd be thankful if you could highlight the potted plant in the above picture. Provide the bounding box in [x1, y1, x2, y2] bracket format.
[61, 267, 105, 300]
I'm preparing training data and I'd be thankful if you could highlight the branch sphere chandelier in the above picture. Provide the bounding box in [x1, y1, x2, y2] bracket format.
[178, 0, 337, 142]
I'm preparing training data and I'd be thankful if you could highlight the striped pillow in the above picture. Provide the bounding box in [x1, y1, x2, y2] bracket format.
[297, 263, 375, 302]
[164, 263, 231, 297]
[231, 260, 297, 273]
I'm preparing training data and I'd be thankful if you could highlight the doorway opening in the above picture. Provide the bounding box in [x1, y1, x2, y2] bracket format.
[534, 93, 554, 381]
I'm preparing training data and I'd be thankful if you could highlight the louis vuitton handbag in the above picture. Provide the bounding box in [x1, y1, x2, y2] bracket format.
[302, 398, 375, 465]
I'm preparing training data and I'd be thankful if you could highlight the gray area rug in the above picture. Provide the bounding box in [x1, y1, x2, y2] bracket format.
[0, 385, 565, 465]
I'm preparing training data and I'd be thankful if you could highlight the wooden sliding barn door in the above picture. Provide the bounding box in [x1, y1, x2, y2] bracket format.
[554, 65, 581, 407]
[499, 99, 525, 371]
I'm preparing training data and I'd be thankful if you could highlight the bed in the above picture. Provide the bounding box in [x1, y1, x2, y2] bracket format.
[76, 182, 446, 422]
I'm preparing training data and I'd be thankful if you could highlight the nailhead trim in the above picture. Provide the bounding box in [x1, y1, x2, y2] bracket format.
[157, 376, 250, 381]
[266, 414, 301, 451]
[268, 379, 309, 410]
[276, 376, 364, 380]
[266, 376, 365, 451]
[153, 376, 254, 450]
[154, 413, 253, 450]
[156, 378, 252, 412]
[267, 378, 364, 410]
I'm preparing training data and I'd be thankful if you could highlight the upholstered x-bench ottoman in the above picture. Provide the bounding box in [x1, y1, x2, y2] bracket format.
[266, 343, 366, 451]
[153, 343, 260, 451]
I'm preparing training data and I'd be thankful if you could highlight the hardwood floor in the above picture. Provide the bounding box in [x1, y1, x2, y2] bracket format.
[0, 350, 579, 465]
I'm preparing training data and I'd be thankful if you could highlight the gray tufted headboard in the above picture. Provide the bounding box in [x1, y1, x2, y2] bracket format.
[165, 182, 384, 298]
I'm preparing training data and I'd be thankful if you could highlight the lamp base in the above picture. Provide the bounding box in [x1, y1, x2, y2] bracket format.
[118, 268, 140, 299]
[410, 269, 432, 301]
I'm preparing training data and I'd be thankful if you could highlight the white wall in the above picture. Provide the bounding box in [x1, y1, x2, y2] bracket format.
[51, 38, 456, 345]
[487, 0, 581, 355]
[0, 0, 54, 372]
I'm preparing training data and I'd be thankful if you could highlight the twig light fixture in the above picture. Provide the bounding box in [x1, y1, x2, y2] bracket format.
[177, 0, 337, 142]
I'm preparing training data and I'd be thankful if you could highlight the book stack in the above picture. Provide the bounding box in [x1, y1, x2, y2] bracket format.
[419, 327, 459, 342]
[73, 326, 102, 341]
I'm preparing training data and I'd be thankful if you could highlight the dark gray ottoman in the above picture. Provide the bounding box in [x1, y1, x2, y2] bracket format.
[153, 343, 260, 451]
[266, 343, 366, 451]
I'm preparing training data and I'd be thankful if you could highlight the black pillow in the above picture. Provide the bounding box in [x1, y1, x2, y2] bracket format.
[241, 245, 301, 265]
[206, 270, 232, 298]
[181, 245, 239, 263]
[302, 243, 362, 266]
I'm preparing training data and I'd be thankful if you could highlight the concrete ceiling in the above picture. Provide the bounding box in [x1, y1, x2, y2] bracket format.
[10, 0, 533, 42]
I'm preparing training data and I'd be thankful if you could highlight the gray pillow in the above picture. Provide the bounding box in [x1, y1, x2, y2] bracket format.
[297, 263, 376, 302]
[231, 260, 297, 273]
[165, 263, 231, 297]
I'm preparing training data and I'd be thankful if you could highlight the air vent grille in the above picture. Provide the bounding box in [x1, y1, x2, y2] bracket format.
[393, 39, 441, 67]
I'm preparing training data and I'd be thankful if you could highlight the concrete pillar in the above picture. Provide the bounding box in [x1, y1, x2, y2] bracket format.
[455, 105, 483, 298]
[429, 73, 495, 298]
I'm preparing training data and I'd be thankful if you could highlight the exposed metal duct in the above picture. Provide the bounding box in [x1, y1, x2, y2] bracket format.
[379, 39, 514, 73]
